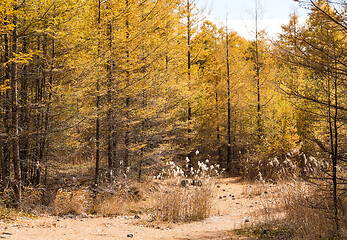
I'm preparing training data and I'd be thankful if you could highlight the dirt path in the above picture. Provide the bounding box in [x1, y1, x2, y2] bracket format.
[0, 179, 278, 240]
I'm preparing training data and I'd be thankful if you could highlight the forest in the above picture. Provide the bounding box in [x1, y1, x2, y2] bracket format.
[0, 0, 346, 239]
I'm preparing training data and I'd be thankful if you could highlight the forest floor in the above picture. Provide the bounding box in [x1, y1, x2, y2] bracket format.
[0, 178, 285, 240]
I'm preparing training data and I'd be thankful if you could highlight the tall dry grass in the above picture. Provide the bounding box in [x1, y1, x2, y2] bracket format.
[20, 186, 46, 213]
[282, 182, 346, 239]
[53, 188, 90, 215]
[152, 158, 218, 222]
[153, 181, 213, 222]
[91, 193, 125, 216]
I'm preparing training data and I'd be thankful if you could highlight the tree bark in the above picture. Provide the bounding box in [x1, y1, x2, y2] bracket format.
[226, 28, 231, 173]
[124, 0, 130, 176]
[19, 36, 29, 185]
[107, 18, 116, 180]
[94, 0, 101, 189]
[254, 0, 262, 143]
[11, 4, 21, 205]
[2, 21, 11, 189]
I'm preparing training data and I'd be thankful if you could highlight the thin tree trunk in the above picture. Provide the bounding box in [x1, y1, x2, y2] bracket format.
[107, 19, 115, 180]
[186, 0, 193, 168]
[187, 0, 191, 131]
[94, 0, 101, 189]
[2, 22, 11, 189]
[327, 49, 340, 238]
[124, 0, 130, 176]
[43, 32, 55, 187]
[20, 36, 29, 185]
[139, 90, 146, 182]
[32, 35, 41, 185]
[215, 90, 222, 165]
[226, 28, 231, 173]
[332, 47, 340, 238]
[11, 5, 21, 205]
[254, 0, 261, 143]
[33, 30, 49, 186]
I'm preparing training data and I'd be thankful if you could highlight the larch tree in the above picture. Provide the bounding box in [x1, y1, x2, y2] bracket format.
[278, 0, 347, 236]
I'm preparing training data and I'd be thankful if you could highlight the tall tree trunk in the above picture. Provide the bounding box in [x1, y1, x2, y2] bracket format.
[11, 5, 21, 205]
[215, 90, 222, 165]
[94, 0, 101, 189]
[254, 0, 262, 143]
[2, 22, 11, 189]
[139, 90, 146, 182]
[32, 35, 41, 185]
[43, 32, 55, 187]
[331, 47, 340, 238]
[226, 28, 231, 173]
[186, 0, 193, 168]
[124, 0, 130, 176]
[33, 30, 49, 186]
[20, 36, 29, 185]
[107, 19, 116, 180]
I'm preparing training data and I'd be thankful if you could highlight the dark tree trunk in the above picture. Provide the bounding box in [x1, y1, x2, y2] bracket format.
[19, 36, 29, 185]
[106, 18, 117, 180]
[215, 90, 222, 165]
[94, 0, 101, 189]
[123, 0, 130, 176]
[254, 0, 262, 143]
[139, 90, 147, 182]
[329, 49, 340, 238]
[43, 32, 55, 187]
[11, 7, 21, 205]
[226, 28, 231, 173]
[2, 23, 11, 189]
[186, 0, 193, 170]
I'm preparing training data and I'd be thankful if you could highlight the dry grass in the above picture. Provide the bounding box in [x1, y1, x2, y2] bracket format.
[240, 153, 300, 182]
[241, 181, 287, 226]
[149, 158, 219, 223]
[52, 181, 154, 217]
[282, 182, 346, 239]
[152, 179, 214, 223]
[51, 176, 214, 222]
[20, 186, 47, 214]
[92, 193, 125, 217]
[53, 188, 89, 215]
[242, 180, 346, 239]
[0, 204, 37, 222]
[0, 186, 46, 214]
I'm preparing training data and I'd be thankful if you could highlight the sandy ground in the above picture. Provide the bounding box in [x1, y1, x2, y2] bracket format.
[0, 178, 280, 240]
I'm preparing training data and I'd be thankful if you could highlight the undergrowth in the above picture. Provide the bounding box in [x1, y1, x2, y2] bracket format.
[152, 158, 220, 222]
[237, 180, 346, 240]
[281, 182, 346, 239]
